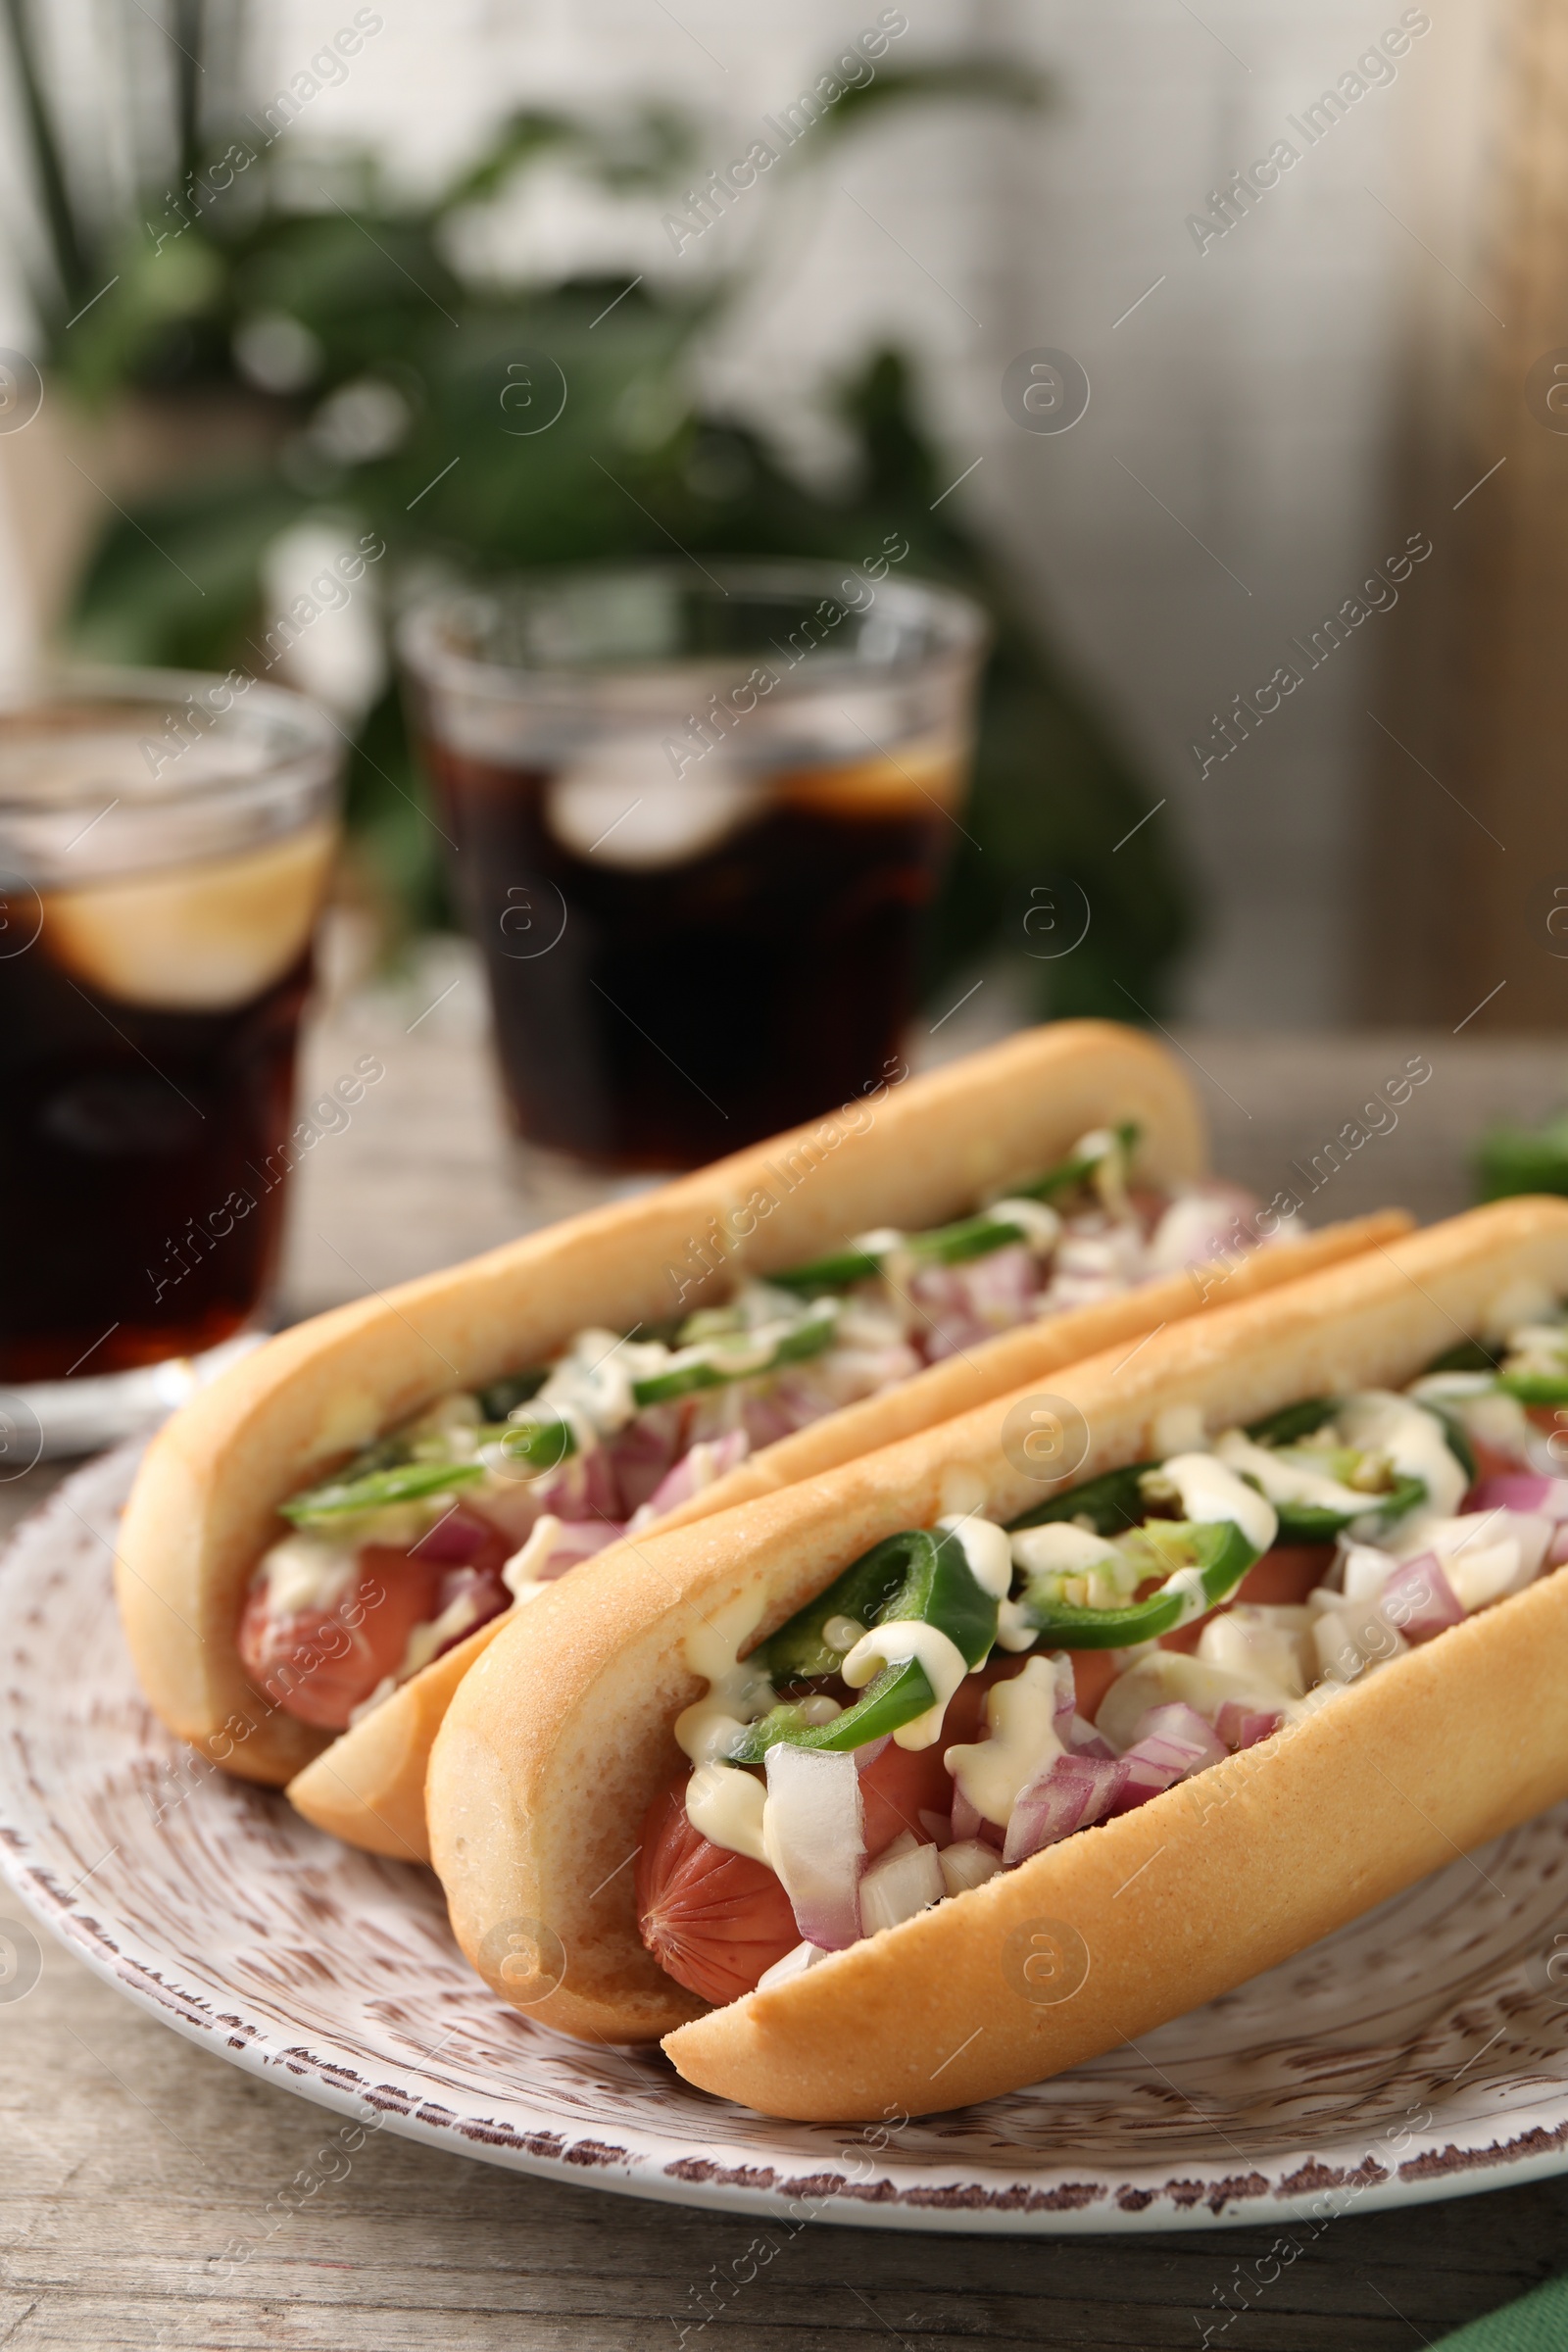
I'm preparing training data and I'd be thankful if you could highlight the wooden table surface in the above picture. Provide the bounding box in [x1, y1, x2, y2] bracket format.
[6, 978, 1568, 2351]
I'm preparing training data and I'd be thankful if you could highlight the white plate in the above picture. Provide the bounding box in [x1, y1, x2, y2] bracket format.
[4, 1444, 1568, 2236]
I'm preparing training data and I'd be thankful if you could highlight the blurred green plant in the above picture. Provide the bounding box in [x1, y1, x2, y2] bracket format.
[2, 1, 1191, 1010]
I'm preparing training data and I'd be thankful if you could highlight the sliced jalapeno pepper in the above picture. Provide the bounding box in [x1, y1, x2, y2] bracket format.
[1422, 1339, 1500, 1378]
[477, 1367, 549, 1421]
[280, 1456, 489, 1524]
[1238, 1394, 1458, 1536]
[1007, 1457, 1155, 1539]
[1014, 1515, 1260, 1648]
[630, 1303, 837, 1404]
[1009, 1119, 1139, 1205]
[1244, 1396, 1340, 1446]
[1265, 1473, 1426, 1544]
[1497, 1369, 1568, 1406]
[727, 1526, 999, 1761]
[768, 1125, 1140, 1295]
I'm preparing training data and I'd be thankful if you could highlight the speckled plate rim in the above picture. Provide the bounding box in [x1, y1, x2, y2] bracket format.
[6, 1443, 1568, 2237]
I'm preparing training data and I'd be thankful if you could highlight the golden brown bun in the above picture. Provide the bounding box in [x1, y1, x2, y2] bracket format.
[424, 1198, 1568, 2118]
[289, 1208, 1408, 1860]
[116, 1021, 1205, 1791]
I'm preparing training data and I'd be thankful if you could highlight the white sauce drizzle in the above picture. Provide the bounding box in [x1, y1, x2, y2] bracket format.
[987, 1198, 1062, 1253]
[936, 1512, 1013, 1599]
[1213, 1429, 1368, 1517]
[1336, 1392, 1465, 1519]
[1009, 1522, 1121, 1579]
[685, 1761, 768, 1861]
[945, 1654, 1063, 1828]
[1160, 1451, 1279, 1554]
[840, 1620, 969, 1750]
[673, 1592, 771, 1766]
[501, 1515, 563, 1596]
[995, 1598, 1042, 1652]
[256, 1535, 363, 1617]
[1160, 1564, 1212, 1628]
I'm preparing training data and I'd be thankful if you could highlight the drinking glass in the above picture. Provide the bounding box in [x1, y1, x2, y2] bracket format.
[398, 560, 987, 1198]
[0, 667, 340, 1457]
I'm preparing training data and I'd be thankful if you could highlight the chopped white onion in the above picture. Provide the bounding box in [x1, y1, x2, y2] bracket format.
[858, 1839, 945, 1936]
[762, 1745, 865, 1950]
[755, 1938, 832, 1992]
[1312, 1596, 1408, 1686]
[939, 1839, 1005, 1896]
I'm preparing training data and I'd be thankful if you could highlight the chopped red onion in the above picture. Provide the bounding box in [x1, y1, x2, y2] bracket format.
[1468, 1474, 1568, 1522]
[950, 1784, 983, 1842]
[634, 1428, 752, 1524]
[1066, 1714, 1118, 1760]
[762, 1744, 865, 1950]
[537, 1519, 624, 1578]
[1134, 1702, 1229, 1766]
[1004, 1751, 1129, 1864]
[1214, 1697, 1286, 1752]
[1106, 1702, 1227, 1813]
[1051, 1653, 1077, 1739]
[1377, 1551, 1465, 1642]
[410, 1506, 501, 1566]
[854, 1736, 892, 1774]
[951, 1244, 1040, 1331]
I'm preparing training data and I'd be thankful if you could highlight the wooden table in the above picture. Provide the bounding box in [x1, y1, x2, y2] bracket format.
[6, 988, 1568, 2350]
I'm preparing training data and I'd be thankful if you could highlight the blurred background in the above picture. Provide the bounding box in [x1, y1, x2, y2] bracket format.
[6, 0, 1557, 1025]
[1, 0, 1565, 1321]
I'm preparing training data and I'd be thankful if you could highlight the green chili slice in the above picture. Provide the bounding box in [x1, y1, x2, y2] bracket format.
[1235, 1394, 1440, 1537]
[768, 1124, 1140, 1294]
[1008, 1119, 1139, 1205]
[279, 1457, 489, 1524]
[1422, 1339, 1500, 1377]
[1007, 1458, 1156, 1539]
[1245, 1396, 1340, 1446]
[1015, 1516, 1260, 1648]
[477, 1367, 549, 1421]
[1267, 1473, 1426, 1544]
[629, 1303, 838, 1404]
[728, 1526, 1000, 1760]
[1497, 1370, 1568, 1406]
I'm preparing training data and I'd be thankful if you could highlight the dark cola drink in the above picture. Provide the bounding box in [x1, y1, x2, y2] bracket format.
[401, 564, 986, 1176]
[423, 740, 961, 1168]
[0, 676, 339, 1446]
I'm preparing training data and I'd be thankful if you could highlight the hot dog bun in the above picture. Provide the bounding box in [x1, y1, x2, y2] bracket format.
[288, 1206, 1406, 1859]
[121, 1020, 1210, 1797]
[425, 1198, 1568, 2117]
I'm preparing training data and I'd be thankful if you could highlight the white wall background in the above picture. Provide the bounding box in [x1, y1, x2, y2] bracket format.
[0, 0, 1501, 1025]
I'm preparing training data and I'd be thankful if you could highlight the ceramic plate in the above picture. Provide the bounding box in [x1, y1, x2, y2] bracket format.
[4, 1443, 1568, 2235]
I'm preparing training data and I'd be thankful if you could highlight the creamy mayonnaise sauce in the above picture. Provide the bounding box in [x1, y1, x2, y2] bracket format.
[936, 1512, 1013, 1598]
[673, 1592, 770, 1766]
[840, 1620, 970, 1750]
[1161, 1452, 1279, 1554]
[1214, 1429, 1368, 1517]
[256, 1534, 363, 1616]
[686, 1759, 768, 1861]
[945, 1654, 1063, 1828]
[1336, 1393, 1466, 1520]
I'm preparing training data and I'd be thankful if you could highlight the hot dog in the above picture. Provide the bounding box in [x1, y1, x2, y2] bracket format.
[425, 1198, 1568, 2120]
[114, 1018, 1402, 1865]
